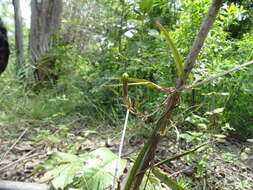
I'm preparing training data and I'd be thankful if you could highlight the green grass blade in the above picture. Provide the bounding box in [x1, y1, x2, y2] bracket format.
[140, 0, 154, 14]
[128, 78, 163, 90]
[104, 77, 165, 91]
[123, 137, 154, 190]
[152, 168, 186, 190]
[156, 22, 184, 77]
[154, 143, 208, 167]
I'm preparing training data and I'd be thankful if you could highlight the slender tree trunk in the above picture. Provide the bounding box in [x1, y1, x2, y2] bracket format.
[12, 0, 24, 75]
[28, 0, 62, 81]
[129, 0, 224, 189]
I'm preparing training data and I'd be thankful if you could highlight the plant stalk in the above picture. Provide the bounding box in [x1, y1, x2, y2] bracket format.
[123, 0, 223, 189]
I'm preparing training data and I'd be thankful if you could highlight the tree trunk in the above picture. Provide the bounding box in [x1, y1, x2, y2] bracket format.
[127, 0, 224, 189]
[12, 0, 24, 75]
[28, 0, 62, 81]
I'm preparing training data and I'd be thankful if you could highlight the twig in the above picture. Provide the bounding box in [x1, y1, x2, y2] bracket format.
[185, 60, 253, 90]
[168, 166, 195, 178]
[122, 148, 139, 158]
[164, 60, 253, 97]
[0, 151, 38, 172]
[0, 127, 29, 162]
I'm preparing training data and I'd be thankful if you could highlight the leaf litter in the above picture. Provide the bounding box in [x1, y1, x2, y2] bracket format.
[0, 122, 252, 190]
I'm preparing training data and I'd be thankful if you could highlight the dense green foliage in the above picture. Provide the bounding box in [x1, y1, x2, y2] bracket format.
[69, 0, 253, 138]
[0, 0, 253, 189]
[0, 0, 252, 138]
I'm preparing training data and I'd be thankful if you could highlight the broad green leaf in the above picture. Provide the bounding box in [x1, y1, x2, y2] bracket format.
[41, 149, 127, 190]
[52, 161, 83, 189]
[44, 152, 84, 189]
[140, 0, 154, 14]
[82, 148, 127, 190]
[156, 22, 184, 77]
[152, 168, 186, 190]
[43, 152, 81, 169]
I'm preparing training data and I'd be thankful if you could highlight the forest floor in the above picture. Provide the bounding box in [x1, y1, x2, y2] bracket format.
[0, 119, 253, 190]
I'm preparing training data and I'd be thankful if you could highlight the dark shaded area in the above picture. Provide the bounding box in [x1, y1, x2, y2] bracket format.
[34, 56, 58, 82]
[32, 55, 59, 91]
[0, 19, 10, 75]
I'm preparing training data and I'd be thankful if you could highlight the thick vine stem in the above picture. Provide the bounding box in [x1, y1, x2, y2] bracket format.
[123, 0, 223, 189]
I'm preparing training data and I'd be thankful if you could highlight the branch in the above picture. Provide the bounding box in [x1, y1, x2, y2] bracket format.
[0, 128, 29, 162]
[183, 0, 223, 75]
[186, 60, 253, 90]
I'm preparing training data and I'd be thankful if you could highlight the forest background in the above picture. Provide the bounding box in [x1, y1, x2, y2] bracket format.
[0, 0, 253, 190]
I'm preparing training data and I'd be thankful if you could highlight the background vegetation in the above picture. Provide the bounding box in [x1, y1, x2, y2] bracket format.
[0, 0, 253, 189]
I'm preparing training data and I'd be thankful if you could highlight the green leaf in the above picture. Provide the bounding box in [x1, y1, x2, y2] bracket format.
[128, 78, 163, 90]
[152, 168, 186, 190]
[205, 108, 224, 115]
[43, 152, 81, 169]
[41, 148, 127, 190]
[26, 165, 45, 179]
[141, 172, 164, 190]
[82, 148, 127, 190]
[123, 137, 155, 190]
[154, 143, 208, 167]
[140, 0, 154, 14]
[156, 22, 184, 77]
[82, 130, 98, 137]
[148, 29, 159, 38]
[213, 134, 226, 139]
[52, 162, 83, 189]
[46, 152, 84, 189]
[105, 77, 167, 91]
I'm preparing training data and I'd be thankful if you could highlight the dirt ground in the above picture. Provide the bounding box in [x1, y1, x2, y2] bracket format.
[0, 126, 253, 190]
